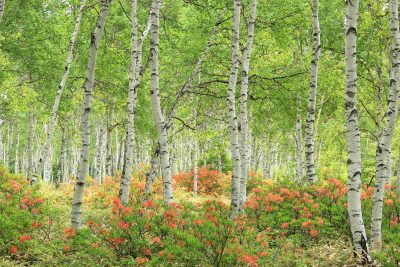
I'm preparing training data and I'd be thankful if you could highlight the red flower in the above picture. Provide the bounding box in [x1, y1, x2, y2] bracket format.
[10, 245, 17, 255]
[64, 245, 70, 252]
[142, 200, 156, 208]
[193, 219, 203, 226]
[19, 235, 31, 243]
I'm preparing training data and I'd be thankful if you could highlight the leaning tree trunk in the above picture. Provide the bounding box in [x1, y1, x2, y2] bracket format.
[149, 0, 173, 205]
[227, 0, 241, 218]
[239, 0, 256, 207]
[371, 0, 400, 251]
[71, 0, 110, 229]
[31, 0, 87, 185]
[304, 0, 320, 184]
[119, 0, 151, 205]
[344, 0, 372, 262]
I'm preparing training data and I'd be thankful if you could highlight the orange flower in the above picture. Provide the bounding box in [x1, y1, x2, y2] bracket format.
[281, 222, 289, 229]
[152, 237, 161, 244]
[385, 199, 394, 206]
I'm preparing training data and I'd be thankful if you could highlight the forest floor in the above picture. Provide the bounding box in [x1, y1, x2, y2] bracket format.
[0, 168, 398, 266]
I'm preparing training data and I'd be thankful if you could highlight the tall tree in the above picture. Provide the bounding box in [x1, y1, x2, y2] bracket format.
[344, 0, 372, 262]
[71, 0, 110, 228]
[239, 0, 257, 207]
[371, 0, 400, 251]
[31, 0, 87, 185]
[119, 1, 151, 206]
[227, 0, 241, 218]
[149, 0, 173, 205]
[304, 0, 320, 184]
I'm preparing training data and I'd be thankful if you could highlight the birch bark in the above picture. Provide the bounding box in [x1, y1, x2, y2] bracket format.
[371, 0, 400, 250]
[239, 0, 256, 207]
[305, 0, 320, 184]
[227, 0, 241, 218]
[149, 0, 173, 205]
[119, 0, 151, 205]
[344, 0, 372, 262]
[71, 0, 110, 228]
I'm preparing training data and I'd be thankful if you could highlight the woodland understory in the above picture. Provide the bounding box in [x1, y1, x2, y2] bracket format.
[1, 0, 400, 266]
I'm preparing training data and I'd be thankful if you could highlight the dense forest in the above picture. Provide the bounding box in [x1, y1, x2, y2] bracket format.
[0, 0, 400, 266]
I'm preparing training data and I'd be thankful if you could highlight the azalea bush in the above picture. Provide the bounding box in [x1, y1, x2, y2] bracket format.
[0, 166, 47, 256]
[173, 167, 226, 195]
[2, 166, 400, 266]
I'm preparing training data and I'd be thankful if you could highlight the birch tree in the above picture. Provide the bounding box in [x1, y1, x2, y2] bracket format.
[371, 0, 400, 251]
[227, 0, 241, 217]
[119, 0, 151, 206]
[71, 0, 110, 228]
[31, 0, 87, 185]
[304, 0, 320, 184]
[149, 0, 174, 205]
[344, 0, 372, 262]
[239, 0, 257, 207]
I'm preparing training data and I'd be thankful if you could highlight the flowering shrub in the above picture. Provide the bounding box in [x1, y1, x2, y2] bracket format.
[173, 167, 225, 195]
[0, 166, 46, 256]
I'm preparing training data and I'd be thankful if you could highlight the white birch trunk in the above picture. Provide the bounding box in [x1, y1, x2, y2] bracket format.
[193, 140, 198, 195]
[239, 0, 256, 207]
[94, 123, 104, 181]
[119, 0, 151, 205]
[71, 0, 110, 228]
[227, 0, 241, 218]
[344, 0, 372, 262]
[149, 0, 173, 205]
[15, 125, 19, 173]
[32, 0, 86, 184]
[371, 0, 400, 251]
[27, 110, 35, 179]
[304, 0, 320, 184]
[295, 108, 305, 182]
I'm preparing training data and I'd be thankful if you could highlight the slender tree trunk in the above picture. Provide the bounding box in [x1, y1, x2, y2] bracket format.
[193, 140, 198, 195]
[344, 0, 372, 262]
[295, 102, 305, 182]
[71, 0, 110, 228]
[0, 0, 6, 22]
[105, 116, 113, 176]
[32, 0, 86, 185]
[239, 0, 256, 207]
[227, 0, 241, 218]
[371, 0, 400, 251]
[119, 0, 151, 205]
[148, 0, 173, 205]
[143, 147, 160, 197]
[14, 125, 19, 173]
[94, 123, 105, 181]
[305, 0, 320, 184]
[118, 134, 125, 171]
[27, 109, 35, 179]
